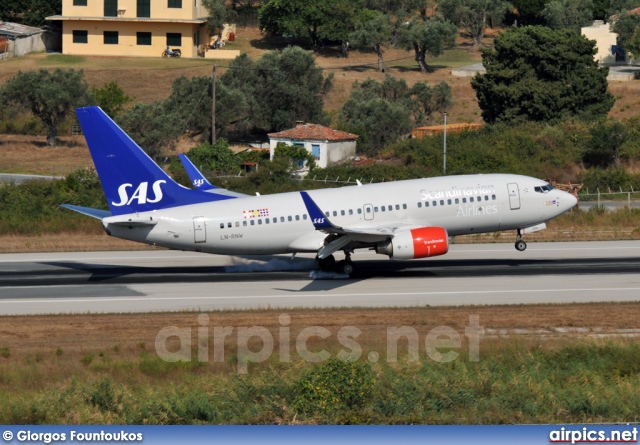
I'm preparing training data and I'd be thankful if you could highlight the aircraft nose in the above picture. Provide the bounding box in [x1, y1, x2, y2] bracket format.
[564, 191, 578, 210]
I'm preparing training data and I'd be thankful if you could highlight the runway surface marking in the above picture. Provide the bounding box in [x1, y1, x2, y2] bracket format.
[1, 286, 639, 305]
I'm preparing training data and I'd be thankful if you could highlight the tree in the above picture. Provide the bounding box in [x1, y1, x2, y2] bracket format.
[116, 102, 182, 159]
[0, 0, 29, 21]
[339, 75, 453, 153]
[394, 15, 458, 73]
[349, 11, 392, 71]
[583, 118, 627, 168]
[471, 26, 615, 124]
[202, 0, 238, 34]
[91, 81, 132, 119]
[222, 46, 333, 132]
[0, 69, 92, 146]
[258, 0, 346, 49]
[607, 0, 640, 16]
[164, 75, 249, 141]
[439, 0, 509, 47]
[23, 0, 62, 26]
[542, 0, 594, 31]
[613, 12, 640, 59]
[183, 140, 240, 173]
[509, 0, 548, 25]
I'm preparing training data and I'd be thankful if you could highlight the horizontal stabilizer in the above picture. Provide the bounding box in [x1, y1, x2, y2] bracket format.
[103, 214, 158, 227]
[60, 204, 111, 220]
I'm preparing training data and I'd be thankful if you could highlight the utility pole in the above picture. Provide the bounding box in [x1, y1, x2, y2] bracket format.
[443, 112, 447, 175]
[212, 64, 217, 144]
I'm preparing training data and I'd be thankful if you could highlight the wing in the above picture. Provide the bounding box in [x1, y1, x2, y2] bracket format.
[300, 191, 418, 258]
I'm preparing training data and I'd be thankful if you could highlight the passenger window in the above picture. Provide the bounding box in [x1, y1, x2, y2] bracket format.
[333, 211, 337, 217]
[433, 201, 437, 206]
[220, 223, 224, 229]
[470, 197, 474, 203]
[235, 222, 239, 227]
[440, 200, 444, 206]
[303, 214, 308, 220]
[485, 196, 489, 201]
[258, 219, 262, 225]
[243, 221, 247, 227]
[366, 207, 370, 213]
[265, 219, 270, 224]
[425, 201, 429, 207]
[381, 206, 386, 212]
[349, 209, 353, 215]
[492, 194, 496, 200]
[418, 202, 422, 208]
[228, 222, 232, 228]
[273, 218, 277, 223]
[341, 210, 345, 216]
[280, 217, 285, 222]
[447, 199, 452, 205]
[325, 212, 330, 217]
[374, 207, 379, 212]
[288, 216, 292, 221]
[455, 198, 459, 204]
[358, 208, 363, 214]
[295, 215, 300, 221]
[250, 220, 255, 226]
[463, 198, 467, 203]
[396, 204, 400, 210]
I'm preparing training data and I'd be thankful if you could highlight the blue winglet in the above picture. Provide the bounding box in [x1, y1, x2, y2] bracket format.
[178, 154, 217, 191]
[75, 106, 234, 216]
[300, 191, 335, 230]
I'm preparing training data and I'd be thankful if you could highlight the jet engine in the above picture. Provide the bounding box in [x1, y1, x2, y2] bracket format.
[376, 227, 449, 260]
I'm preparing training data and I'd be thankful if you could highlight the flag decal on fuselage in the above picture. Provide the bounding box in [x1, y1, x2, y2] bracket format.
[243, 208, 270, 219]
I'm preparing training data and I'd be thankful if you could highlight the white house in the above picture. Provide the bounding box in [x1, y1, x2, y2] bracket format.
[581, 20, 618, 64]
[268, 123, 358, 169]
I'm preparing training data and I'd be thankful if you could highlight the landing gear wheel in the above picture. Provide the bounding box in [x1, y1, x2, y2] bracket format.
[515, 240, 527, 252]
[317, 255, 336, 271]
[335, 260, 354, 275]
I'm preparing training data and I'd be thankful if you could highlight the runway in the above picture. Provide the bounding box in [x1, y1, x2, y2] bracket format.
[0, 241, 639, 315]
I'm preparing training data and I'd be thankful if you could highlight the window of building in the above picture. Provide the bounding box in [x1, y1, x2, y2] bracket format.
[104, 0, 118, 17]
[72, 30, 88, 43]
[137, 0, 150, 17]
[166, 33, 182, 46]
[136, 32, 152, 45]
[104, 31, 119, 44]
[168, 0, 182, 7]
[311, 144, 320, 160]
[73, 0, 88, 5]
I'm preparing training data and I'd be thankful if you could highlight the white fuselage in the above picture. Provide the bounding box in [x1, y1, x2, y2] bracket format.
[103, 174, 577, 256]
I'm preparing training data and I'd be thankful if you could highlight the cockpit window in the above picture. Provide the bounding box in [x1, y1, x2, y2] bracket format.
[534, 184, 555, 194]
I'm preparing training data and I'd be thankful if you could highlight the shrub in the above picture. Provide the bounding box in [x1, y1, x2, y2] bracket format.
[292, 358, 375, 415]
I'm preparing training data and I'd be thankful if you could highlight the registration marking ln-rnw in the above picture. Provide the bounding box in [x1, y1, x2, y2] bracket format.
[1, 287, 640, 305]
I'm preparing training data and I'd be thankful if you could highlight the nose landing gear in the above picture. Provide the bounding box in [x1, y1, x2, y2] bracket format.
[515, 229, 527, 251]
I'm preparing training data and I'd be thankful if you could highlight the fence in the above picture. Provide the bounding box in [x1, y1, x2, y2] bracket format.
[578, 187, 640, 207]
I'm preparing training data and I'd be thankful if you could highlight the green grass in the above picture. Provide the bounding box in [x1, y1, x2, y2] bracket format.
[37, 54, 86, 65]
[389, 49, 480, 70]
[1, 340, 639, 424]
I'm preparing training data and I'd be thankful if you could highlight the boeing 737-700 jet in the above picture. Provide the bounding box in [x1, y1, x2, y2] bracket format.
[62, 106, 578, 275]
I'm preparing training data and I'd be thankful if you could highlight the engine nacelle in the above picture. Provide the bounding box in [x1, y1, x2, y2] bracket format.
[377, 227, 449, 260]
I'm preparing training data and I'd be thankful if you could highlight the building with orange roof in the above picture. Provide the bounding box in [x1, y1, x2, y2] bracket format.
[268, 122, 359, 169]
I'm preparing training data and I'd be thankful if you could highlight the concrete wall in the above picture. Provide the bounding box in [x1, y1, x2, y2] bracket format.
[269, 138, 356, 169]
[10, 33, 46, 56]
[62, 20, 202, 57]
[63, 0, 209, 20]
[581, 21, 617, 64]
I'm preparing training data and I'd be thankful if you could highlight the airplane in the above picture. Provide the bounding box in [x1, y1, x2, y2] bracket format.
[62, 106, 578, 275]
[178, 153, 248, 198]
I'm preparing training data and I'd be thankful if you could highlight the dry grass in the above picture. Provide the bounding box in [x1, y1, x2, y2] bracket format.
[0, 135, 91, 175]
[0, 233, 155, 253]
[1, 302, 639, 385]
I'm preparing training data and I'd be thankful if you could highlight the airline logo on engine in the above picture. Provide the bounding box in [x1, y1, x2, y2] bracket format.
[112, 180, 166, 207]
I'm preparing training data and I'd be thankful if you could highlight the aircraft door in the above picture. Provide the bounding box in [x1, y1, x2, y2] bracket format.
[363, 204, 374, 220]
[193, 217, 206, 243]
[507, 183, 521, 210]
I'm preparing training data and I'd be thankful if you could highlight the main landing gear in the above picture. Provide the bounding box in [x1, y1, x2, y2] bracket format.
[515, 229, 527, 252]
[317, 252, 354, 275]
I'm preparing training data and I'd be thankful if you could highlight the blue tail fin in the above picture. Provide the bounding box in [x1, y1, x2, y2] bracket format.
[76, 106, 234, 216]
[178, 153, 217, 191]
